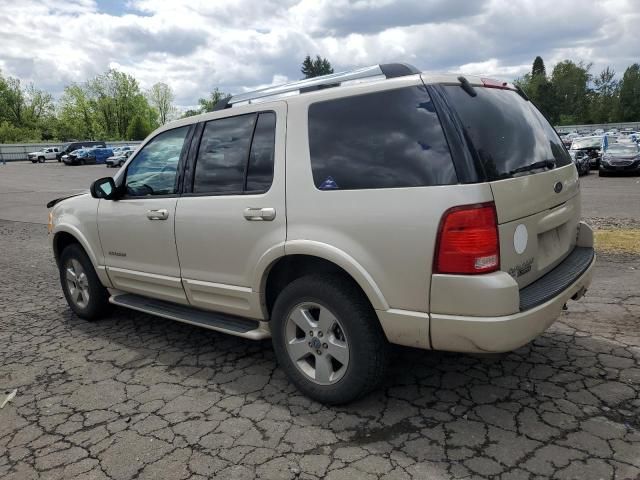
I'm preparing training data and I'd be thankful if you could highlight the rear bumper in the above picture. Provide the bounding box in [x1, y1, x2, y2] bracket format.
[430, 220, 595, 354]
[430, 250, 595, 353]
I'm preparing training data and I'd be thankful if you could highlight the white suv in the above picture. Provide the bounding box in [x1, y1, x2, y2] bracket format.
[48, 64, 595, 403]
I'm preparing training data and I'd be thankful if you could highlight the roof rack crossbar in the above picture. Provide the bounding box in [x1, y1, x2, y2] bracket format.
[228, 63, 419, 106]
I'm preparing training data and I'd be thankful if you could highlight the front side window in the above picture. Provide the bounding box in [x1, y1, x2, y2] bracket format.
[125, 126, 189, 197]
[194, 115, 256, 194]
[308, 86, 456, 190]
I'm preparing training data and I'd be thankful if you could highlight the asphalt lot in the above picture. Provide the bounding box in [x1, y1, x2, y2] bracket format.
[1, 161, 639, 479]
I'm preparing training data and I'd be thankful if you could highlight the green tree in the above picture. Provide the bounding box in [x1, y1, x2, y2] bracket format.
[590, 67, 619, 123]
[301, 55, 334, 79]
[148, 82, 175, 125]
[515, 57, 556, 122]
[532, 56, 546, 77]
[618, 64, 640, 122]
[58, 84, 96, 140]
[550, 60, 592, 124]
[197, 88, 227, 113]
[126, 114, 151, 140]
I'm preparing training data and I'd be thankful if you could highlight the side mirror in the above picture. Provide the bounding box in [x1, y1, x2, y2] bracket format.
[90, 177, 117, 200]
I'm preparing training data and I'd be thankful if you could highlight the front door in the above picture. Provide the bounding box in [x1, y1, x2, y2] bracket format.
[98, 125, 192, 304]
[175, 104, 286, 318]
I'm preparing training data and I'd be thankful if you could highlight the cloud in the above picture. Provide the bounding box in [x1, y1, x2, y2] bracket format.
[0, 0, 638, 108]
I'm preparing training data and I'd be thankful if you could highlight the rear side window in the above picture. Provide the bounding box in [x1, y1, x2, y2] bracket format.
[194, 114, 256, 194]
[443, 86, 571, 180]
[308, 86, 456, 190]
[193, 112, 276, 194]
[246, 112, 276, 192]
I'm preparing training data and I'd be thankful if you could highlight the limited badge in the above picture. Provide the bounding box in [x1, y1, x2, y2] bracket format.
[514, 224, 528, 254]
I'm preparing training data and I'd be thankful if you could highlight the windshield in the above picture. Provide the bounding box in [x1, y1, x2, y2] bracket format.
[571, 137, 601, 149]
[606, 144, 639, 155]
[443, 86, 571, 180]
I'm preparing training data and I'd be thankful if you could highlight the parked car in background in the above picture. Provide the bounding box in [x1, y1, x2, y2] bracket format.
[569, 149, 590, 176]
[593, 128, 605, 135]
[57, 141, 106, 161]
[600, 143, 640, 176]
[63, 148, 92, 166]
[90, 147, 115, 164]
[28, 147, 59, 163]
[105, 149, 133, 168]
[570, 136, 602, 169]
[561, 132, 579, 147]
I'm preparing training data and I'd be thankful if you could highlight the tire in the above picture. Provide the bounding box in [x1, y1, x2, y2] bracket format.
[271, 274, 389, 404]
[31, 160, 37, 163]
[59, 244, 111, 320]
[38, 157, 45, 163]
[599, 170, 607, 177]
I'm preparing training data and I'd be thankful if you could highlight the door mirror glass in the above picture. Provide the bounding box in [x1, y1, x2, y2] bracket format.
[90, 177, 116, 199]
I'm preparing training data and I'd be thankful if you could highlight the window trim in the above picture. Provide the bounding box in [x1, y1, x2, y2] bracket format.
[183, 109, 277, 197]
[119, 124, 195, 200]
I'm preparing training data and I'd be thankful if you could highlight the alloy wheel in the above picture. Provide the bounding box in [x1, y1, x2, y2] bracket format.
[284, 302, 350, 385]
[65, 259, 90, 309]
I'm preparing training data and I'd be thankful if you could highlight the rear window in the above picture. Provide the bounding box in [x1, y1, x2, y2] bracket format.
[308, 86, 456, 190]
[443, 86, 571, 180]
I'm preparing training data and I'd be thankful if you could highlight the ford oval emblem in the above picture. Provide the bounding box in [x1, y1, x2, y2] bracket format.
[554, 181, 563, 193]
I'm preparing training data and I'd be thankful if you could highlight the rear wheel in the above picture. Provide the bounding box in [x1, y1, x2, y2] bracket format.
[59, 244, 111, 320]
[271, 274, 388, 404]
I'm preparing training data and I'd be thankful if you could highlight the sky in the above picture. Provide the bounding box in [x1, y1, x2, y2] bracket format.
[0, 0, 638, 109]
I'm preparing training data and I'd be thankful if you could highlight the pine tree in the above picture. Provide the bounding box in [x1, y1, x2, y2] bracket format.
[532, 56, 546, 77]
[301, 55, 334, 79]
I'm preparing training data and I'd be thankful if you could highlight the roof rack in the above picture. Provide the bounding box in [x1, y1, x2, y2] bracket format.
[216, 63, 420, 110]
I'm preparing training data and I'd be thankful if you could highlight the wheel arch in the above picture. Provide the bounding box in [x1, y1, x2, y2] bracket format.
[258, 241, 389, 317]
[52, 226, 112, 288]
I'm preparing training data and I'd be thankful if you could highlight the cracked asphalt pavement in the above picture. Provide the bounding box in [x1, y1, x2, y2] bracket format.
[1, 163, 639, 479]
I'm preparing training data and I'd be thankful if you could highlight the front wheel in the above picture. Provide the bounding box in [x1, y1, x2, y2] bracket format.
[271, 274, 389, 404]
[59, 244, 111, 320]
[38, 157, 45, 163]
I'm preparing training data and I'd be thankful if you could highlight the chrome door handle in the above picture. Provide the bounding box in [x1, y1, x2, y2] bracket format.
[146, 209, 169, 220]
[243, 207, 276, 221]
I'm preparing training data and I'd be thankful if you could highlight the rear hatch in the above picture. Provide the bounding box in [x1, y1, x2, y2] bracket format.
[441, 82, 580, 288]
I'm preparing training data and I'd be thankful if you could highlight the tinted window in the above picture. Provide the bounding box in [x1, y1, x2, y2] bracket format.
[308, 86, 456, 190]
[194, 114, 256, 194]
[246, 112, 276, 192]
[443, 86, 571, 180]
[125, 126, 189, 197]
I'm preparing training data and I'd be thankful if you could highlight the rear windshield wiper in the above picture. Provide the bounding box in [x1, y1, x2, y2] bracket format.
[507, 159, 556, 177]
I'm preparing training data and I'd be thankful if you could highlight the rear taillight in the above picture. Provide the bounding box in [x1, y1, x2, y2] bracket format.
[435, 202, 500, 275]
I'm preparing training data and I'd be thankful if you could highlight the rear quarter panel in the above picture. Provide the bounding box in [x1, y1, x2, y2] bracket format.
[284, 79, 493, 312]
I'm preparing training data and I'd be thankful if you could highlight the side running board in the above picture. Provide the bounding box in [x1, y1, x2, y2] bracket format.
[109, 293, 271, 340]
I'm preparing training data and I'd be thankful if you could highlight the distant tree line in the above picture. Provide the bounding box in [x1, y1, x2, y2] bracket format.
[3, 54, 635, 143]
[516, 56, 640, 125]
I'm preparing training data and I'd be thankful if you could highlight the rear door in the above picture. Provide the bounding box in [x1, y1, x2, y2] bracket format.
[174, 104, 286, 319]
[440, 84, 579, 287]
